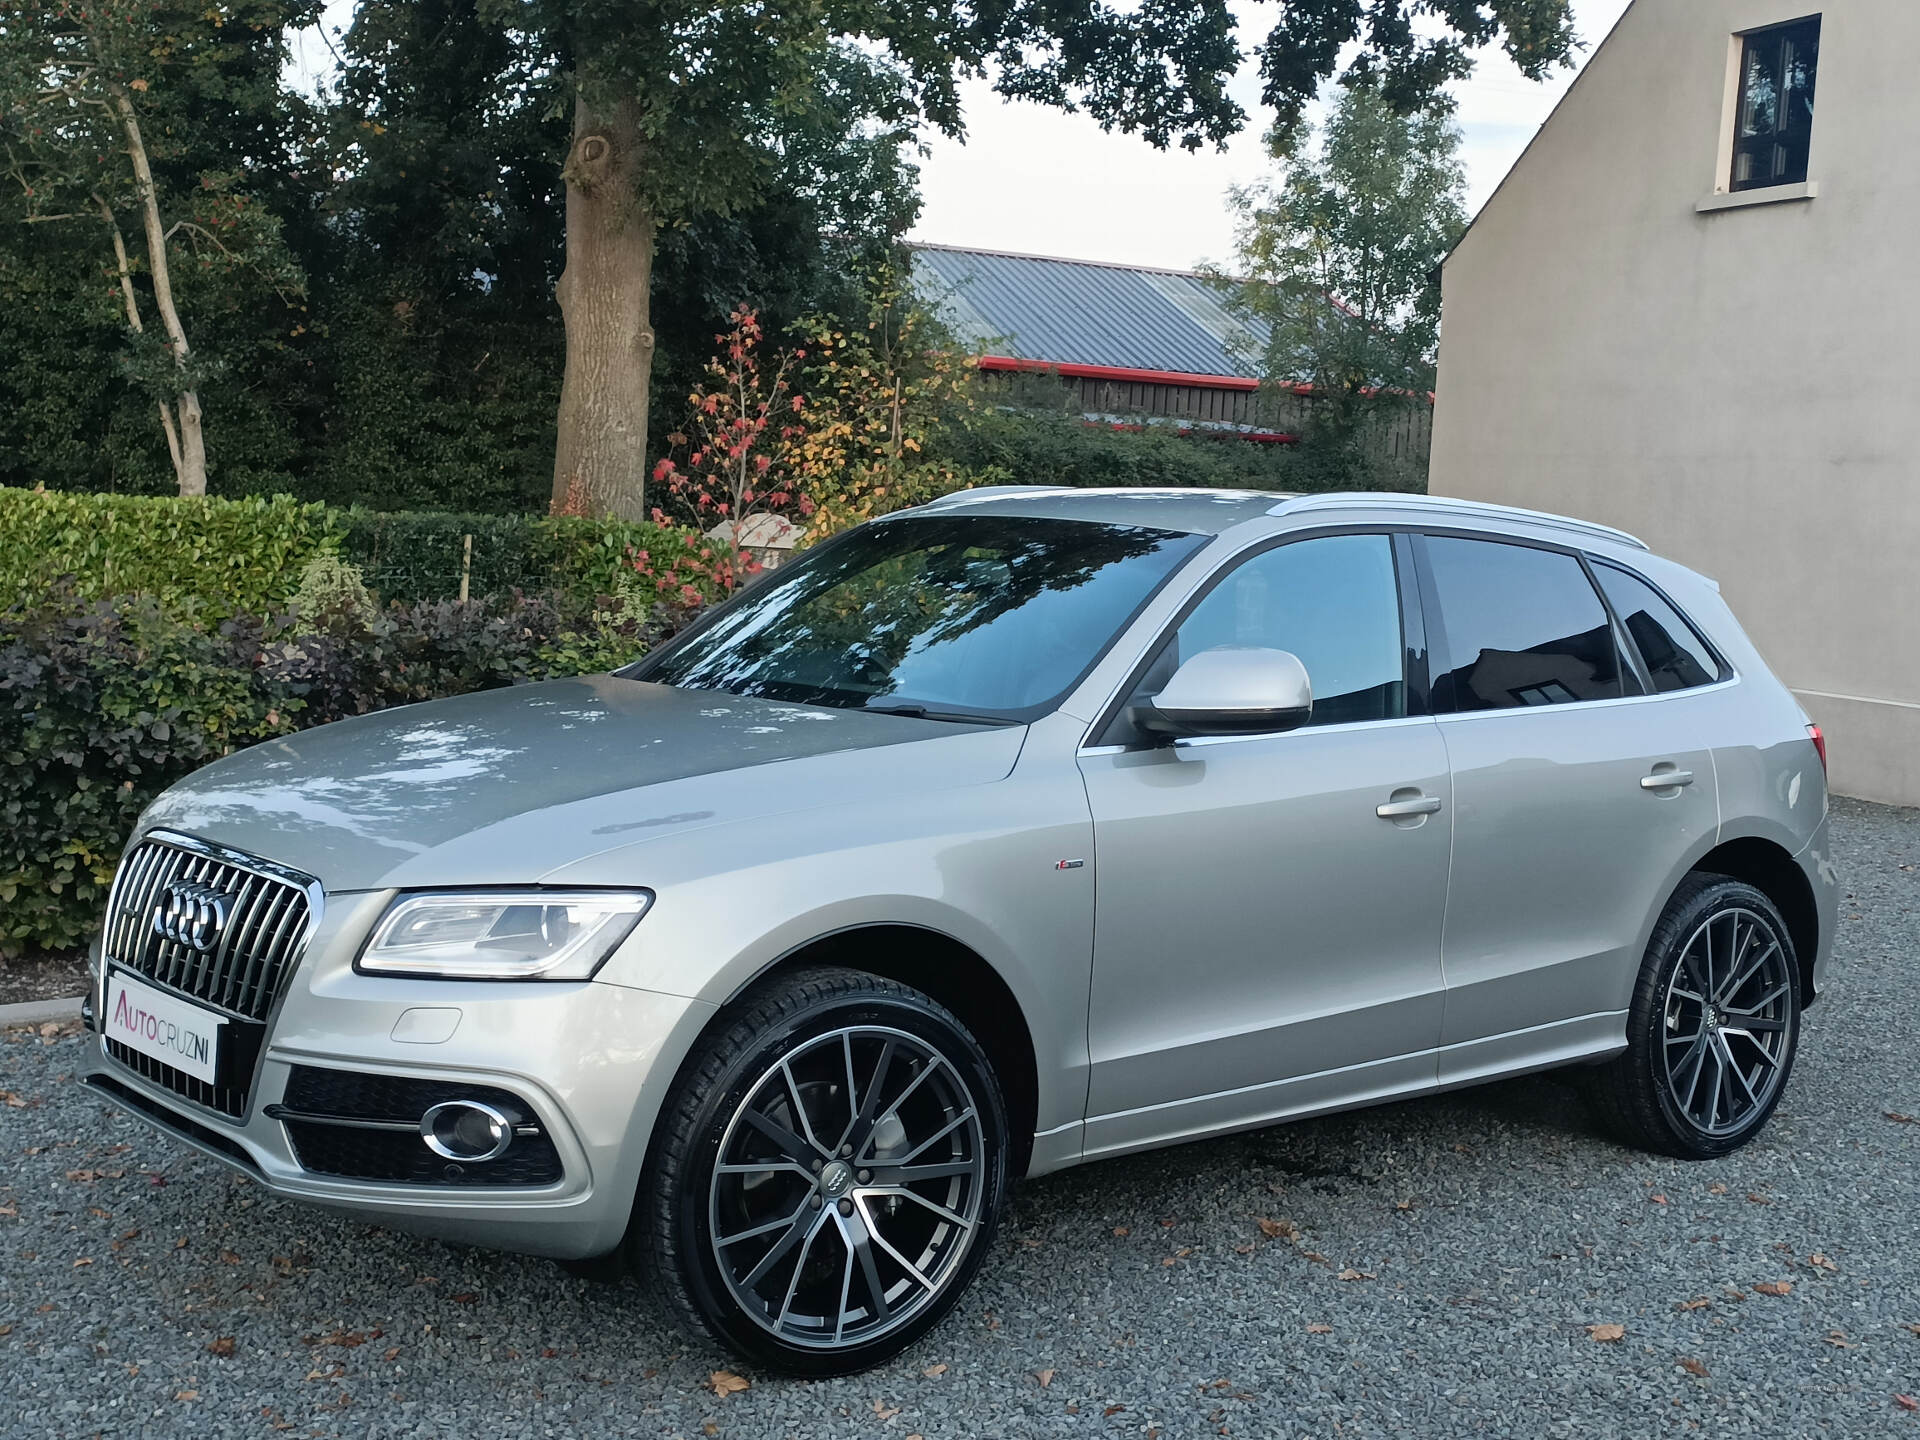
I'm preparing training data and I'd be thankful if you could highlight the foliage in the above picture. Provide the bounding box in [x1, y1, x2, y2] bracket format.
[928, 408, 1311, 493]
[290, 551, 376, 625]
[0, 484, 735, 623]
[0, 0, 320, 490]
[651, 304, 803, 586]
[1229, 83, 1468, 395]
[0, 589, 283, 954]
[787, 264, 988, 536]
[0, 487, 340, 622]
[0, 581, 682, 955]
[1223, 81, 1466, 483]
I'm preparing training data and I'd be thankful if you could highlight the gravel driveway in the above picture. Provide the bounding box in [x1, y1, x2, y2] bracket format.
[4, 798, 1918, 1439]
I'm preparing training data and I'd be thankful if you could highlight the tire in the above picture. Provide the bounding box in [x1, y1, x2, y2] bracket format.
[636, 966, 1009, 1376]
[1586, 875, 1802, 1159]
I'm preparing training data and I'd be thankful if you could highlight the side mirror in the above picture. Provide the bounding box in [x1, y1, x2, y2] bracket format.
[1129, 647, 1314, 741]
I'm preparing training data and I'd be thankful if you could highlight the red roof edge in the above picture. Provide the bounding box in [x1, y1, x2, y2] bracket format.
[977, 355, 1261, 393]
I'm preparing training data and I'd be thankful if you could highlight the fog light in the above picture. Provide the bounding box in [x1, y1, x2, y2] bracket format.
[420, 1100, 515, 1163]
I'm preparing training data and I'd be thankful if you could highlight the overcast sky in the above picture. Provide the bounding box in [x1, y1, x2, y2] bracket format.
[289, 0, 1633, 271]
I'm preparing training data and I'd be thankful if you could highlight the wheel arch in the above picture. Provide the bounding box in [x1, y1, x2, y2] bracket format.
[1687, 835, 1822, 1005]
[720, 923, 1043, 1178]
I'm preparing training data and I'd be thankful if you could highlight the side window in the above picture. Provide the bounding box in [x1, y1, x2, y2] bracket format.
[1593, 563, 1723, 693]
[1424, 537, 1622, 712]
[1165, 534, 1406, 728]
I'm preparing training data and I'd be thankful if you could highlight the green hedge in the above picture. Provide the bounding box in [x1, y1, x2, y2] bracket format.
[929, 409, 1309, 492]
[0, 487, 724, 617]
[336, 508, 723, 607]
[0, 489, 341, 623]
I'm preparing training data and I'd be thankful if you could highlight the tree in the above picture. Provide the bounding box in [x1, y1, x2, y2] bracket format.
[314, 0, 924, 514]
[492, 0, 1573, 520]
[1227, 81, 1469, 466]
[0, 1, 314, 495]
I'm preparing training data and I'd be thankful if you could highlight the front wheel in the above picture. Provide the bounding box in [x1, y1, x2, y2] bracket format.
[1587, 876, 1802, 1159]
[638, 967, 1008, 1376]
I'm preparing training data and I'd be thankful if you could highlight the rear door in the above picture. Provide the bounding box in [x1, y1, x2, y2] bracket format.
[1415, 534, 1720, 1083]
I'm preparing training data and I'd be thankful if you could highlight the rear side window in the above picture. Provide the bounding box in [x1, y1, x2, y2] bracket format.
[1592, 563, 1723, 692]
[1424, 536, 1622, 712]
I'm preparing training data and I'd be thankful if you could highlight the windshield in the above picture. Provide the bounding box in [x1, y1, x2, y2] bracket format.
[631, 513, 1207, 720]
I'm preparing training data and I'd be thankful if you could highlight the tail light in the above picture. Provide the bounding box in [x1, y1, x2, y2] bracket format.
[1808, 723, 1828, 778]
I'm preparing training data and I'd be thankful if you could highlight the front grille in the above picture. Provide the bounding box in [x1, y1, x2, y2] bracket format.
[104, 834, 316, 1022]
[105, 1038, 249, 1119]
[101, 832, 318, 1116]
[276, 1066, 564, 1187]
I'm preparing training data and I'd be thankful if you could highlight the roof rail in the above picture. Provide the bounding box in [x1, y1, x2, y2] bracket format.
[1267, 493, 1650, 552]
[918, 485, 1076, 508]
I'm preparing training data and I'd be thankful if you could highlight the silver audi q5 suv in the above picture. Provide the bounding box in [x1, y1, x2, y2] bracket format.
[82, 488, 1836, 1374]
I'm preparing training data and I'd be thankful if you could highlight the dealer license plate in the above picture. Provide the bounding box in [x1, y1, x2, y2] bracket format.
[103, 970, 226, 1084]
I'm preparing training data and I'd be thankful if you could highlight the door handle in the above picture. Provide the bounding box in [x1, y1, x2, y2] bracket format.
[1640, 769, 1695, 791]
[1376, 794, 1444, 820]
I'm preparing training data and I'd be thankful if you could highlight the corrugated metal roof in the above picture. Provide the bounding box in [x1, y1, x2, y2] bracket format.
[910, 244, 1270, 382]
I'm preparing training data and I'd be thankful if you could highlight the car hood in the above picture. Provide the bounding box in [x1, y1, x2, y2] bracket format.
[139, 676, 1027, 891]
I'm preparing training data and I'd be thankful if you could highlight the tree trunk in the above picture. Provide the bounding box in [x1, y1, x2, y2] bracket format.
[95, 195, 186, 485]
[551, 92, 656, 520]
[108, 87, 208, 497]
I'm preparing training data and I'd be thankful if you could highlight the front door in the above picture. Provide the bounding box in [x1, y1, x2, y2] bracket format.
[1078, 533, 1452, 1159]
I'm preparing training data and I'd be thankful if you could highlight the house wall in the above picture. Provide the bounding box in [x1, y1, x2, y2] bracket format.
[1430, 0, 1920, 805]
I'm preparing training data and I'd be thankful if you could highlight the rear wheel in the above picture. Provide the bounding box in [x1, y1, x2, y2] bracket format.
[639, 967, 1008, 1376]
[1588, 876, 1801, 1159]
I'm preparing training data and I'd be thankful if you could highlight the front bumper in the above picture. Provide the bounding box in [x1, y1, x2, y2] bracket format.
[80, 889, 715, 1260]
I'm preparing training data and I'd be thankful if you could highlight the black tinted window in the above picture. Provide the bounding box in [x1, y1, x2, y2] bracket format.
[1425, 537, 1621, 712]
[1594, 564, 1721, 693]
[1166, 534, 1406, 727]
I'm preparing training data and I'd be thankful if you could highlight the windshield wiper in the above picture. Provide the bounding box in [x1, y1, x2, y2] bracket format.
[861, 703, 1021, 727]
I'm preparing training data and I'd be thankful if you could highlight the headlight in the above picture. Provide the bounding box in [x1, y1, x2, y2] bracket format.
[357, 891, 651, 980]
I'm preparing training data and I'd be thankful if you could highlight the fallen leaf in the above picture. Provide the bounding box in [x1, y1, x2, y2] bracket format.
[1587, 1324, 1626, 1343]
[1753, 1281, 1793, 1297]
[382, 1347, 399, 1362]
[1104, 1404, 1127, 1416]
[1885, 1112, 1916, 1125]
[174, 1391, 198, 1402]
[450, 1293, 478, 1304]
[1650, 1194, 1668, 1205]
[1301, 1250, 1331, 1266]
[0, 1092, 25, 1108]
[1677, 1298, 1711, 1312]
[922, 1363, 947, 1378]
[1336, 1269, 1376, 1282]
[1034, 1369, 1055, 1388]
[1111, 1226, 1129, 1237]
[1256, 1217, 1300, 1242]
[1907, 1323, 1920, 1338]
[207, 1337, 235, 1358]
[873, 1399, 901, 1421]
[1811, 1254, 1839, 1272]
[307, 1331, 371, 1349]
[0, 1325, 12, 1337]
[1233, 1243, 1254, 1255]
[1306, 1324, 1332, 1335]
[218, 1250, 242, 1266]
[708, 1370, 749, 1398]
[1678, 1357, 1709, 1377]
[87, 1207, 110, 1221]
[71, 1258, 92, 1268]
[1899, 1395, 1920, 1412]
[130, 77, 150, 91]
[1746, 1193, 1771, 1205]
[1826, 1331, 1855, 1349]
[1707, 1183, 1728, 1195]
